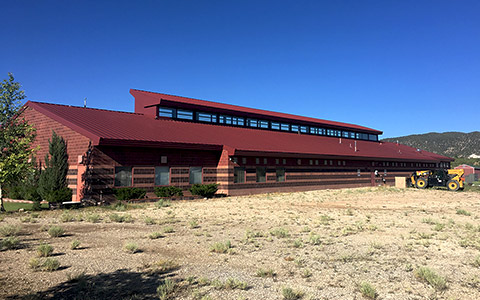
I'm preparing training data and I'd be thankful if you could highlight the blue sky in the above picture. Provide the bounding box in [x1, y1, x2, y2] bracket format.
[2, 0, 479, 138]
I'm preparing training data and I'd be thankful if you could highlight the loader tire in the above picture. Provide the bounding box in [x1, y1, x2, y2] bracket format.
[416, 178, 427, 189]
[447, 180, 460, 191]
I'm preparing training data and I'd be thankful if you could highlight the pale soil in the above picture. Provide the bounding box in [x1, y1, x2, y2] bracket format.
[1, 187, 480, 300]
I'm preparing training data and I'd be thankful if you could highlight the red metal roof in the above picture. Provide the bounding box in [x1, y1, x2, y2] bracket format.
[25, 101, 452, 162]
[131, 89, 383, 135]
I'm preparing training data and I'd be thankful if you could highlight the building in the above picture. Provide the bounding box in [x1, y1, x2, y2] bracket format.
[454, 164, 480, 183]
[23, 89, 453, 202]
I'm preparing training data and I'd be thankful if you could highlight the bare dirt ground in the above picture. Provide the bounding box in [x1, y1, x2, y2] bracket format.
[1, 187, 480, 300]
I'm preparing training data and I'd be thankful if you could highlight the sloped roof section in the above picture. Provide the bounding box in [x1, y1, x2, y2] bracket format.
[25, 101, 452, 162]
[130, 89, 382, 135]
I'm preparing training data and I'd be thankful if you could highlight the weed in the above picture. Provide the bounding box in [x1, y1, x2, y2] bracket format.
[109, 213, 133, 223]
[414, 267, 447, 291]
[223, 278, 248, 290]
[245, 230, 264, 239]
[152, 259, 179, 273]
[163, 226, 175, 233]
[189, 219, 200, 229]
[71, 239, 81, 250]
[270, 227, 289, 238]
[0, 224, 21, 237]
[144, 217, 156, 225]
[359, 282, 377, 299]
[320, 214, 333, 225]
[346, 208, 354, 216]
[124, 242, 139, 254]
[256, 268, 276, 278]
[48, 226, 65, 237]
[86, 213, 101, 223]
[282, 287, 304, 299]
[433, 223, 445, 231]
[1, 236, 20, 250]
[309, 234, 322, 245]
[293, 239, 303, 248]
[457, 209, 471, 216]
[60, 212, 76, 222]
[157, 278, 176, 300]
[149, 232, 164, 239]
[155, 199, 172, 208]
[473, 255, 480, 267]
[301, 269, 312, 278]
[30, 257, 60, 272]
[37, 243, 54, 257]
[210, 240, 232, 253]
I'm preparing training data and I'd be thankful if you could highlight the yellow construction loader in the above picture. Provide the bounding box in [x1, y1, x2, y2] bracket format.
[409, 169, 465, 191]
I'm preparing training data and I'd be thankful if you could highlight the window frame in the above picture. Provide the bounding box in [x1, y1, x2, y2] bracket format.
[155, 166, 170, 186]
[189, 167, 203, 184]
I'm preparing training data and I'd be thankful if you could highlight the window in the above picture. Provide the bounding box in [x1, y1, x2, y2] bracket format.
[327, 129, 335, 136]
[161, 156, 167, 164]
[159, 107, 174, 118]
[271, 122, 280, 130]
[300, 126, 308, 133]
[259, 120, 269, 128]
[282, 158, 286, 164]
[177, 109, 193, 120]
[291, 125, 299, 132]
[189, 167, 202, 184]
[369, 134, 378, 141]
[315, 160, 319, 165]
[197, 112, 217, 123]
[247, 119, 258, 127]
[234, 167, 245, 183]
[155, 166, 170, 185]
[309, 160, 313, 165]
[275, 158, 279, 164]
[297, 159, 302, 165]
[114, 166, 132, 187]
[256, 167, 266, 183]
[263, 158, 267, 164]
[256, 158, 260, 164]
[242, 157, 247, 164]
[276, 168, 285, 182]
[280, 123, 289, 131]
[343, 131, 349, 138]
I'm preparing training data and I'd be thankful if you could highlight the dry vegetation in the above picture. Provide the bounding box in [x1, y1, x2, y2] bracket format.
[1, 187, 480, 299]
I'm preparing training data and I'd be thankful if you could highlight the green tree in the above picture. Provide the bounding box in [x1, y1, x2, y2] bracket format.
[37, 131, 71, 203]
[0, 73, 37, 211]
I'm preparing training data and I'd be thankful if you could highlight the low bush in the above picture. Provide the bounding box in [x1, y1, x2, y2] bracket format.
[414, 266, 447, 291]
[47, 226, 65, 237]
[109, 213, 133, 223]
[0, 224, 21, 237]
[124, 242, 139, 253]
[70, 239, 81, 250]
[282, 287, 304, 300]
[30, 257, 60, 272]
[1, 236, 20, 250]
[359, 282, 377, 299]
[189, 184, 218, 198]
[155, 199, 171, 208]
[157, 278, 176, 300]
[148, 232, 164, 239]
[114, 187, 146, 201]
[210, 240, 232, 253]
[37, 243, 54, 257]
[154, 186, 183, 198]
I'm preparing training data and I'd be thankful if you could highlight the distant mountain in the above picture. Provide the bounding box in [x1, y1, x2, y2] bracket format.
[382, 131, 480, 158]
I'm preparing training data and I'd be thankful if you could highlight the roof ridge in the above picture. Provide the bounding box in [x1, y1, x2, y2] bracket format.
[29, 101, 145, 116]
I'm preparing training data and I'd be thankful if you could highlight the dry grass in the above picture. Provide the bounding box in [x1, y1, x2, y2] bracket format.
[1, 187, 479, 299]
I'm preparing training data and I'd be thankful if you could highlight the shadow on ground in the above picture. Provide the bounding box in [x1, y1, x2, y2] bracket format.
[11, 268, 178, 300]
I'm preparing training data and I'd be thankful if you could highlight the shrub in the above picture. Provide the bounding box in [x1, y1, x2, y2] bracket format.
[152, 259, 179, 273]
[109, 213, 133, 223]
[155, 199, 171, 208]
[144, 217, 156, 225]
[47, 226, 65, 237]
[148, 232, 164, 239]
[163, 226, 175, 233]
[414, 267, 447, 291]
[86, 213, 101, 223]
[157, 278, 176, 300]
[223, 278, 248, 290]
[282, 287, 304, 299]
[456, 209, 471, 216]
[60, 212, 76, 222]
[37, 243, 54, 257]
[1, 236, 20, 250]
[270, 228, 289, 238]
[0, 224, 21, 237]
[256, 268, 276, 278]
[189, 219, 199, 229]
[124, 242, 139, 253]
[359, 282, 377, 299]
[189, 184, 218, 198]
[43, 187, 72, 203]
[70, 239, 81, 250]
[154, 186, 183, 198]
[114, 187, 146, 201]
[210, 240, 232, 253]
[34, 257, 60, 272]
